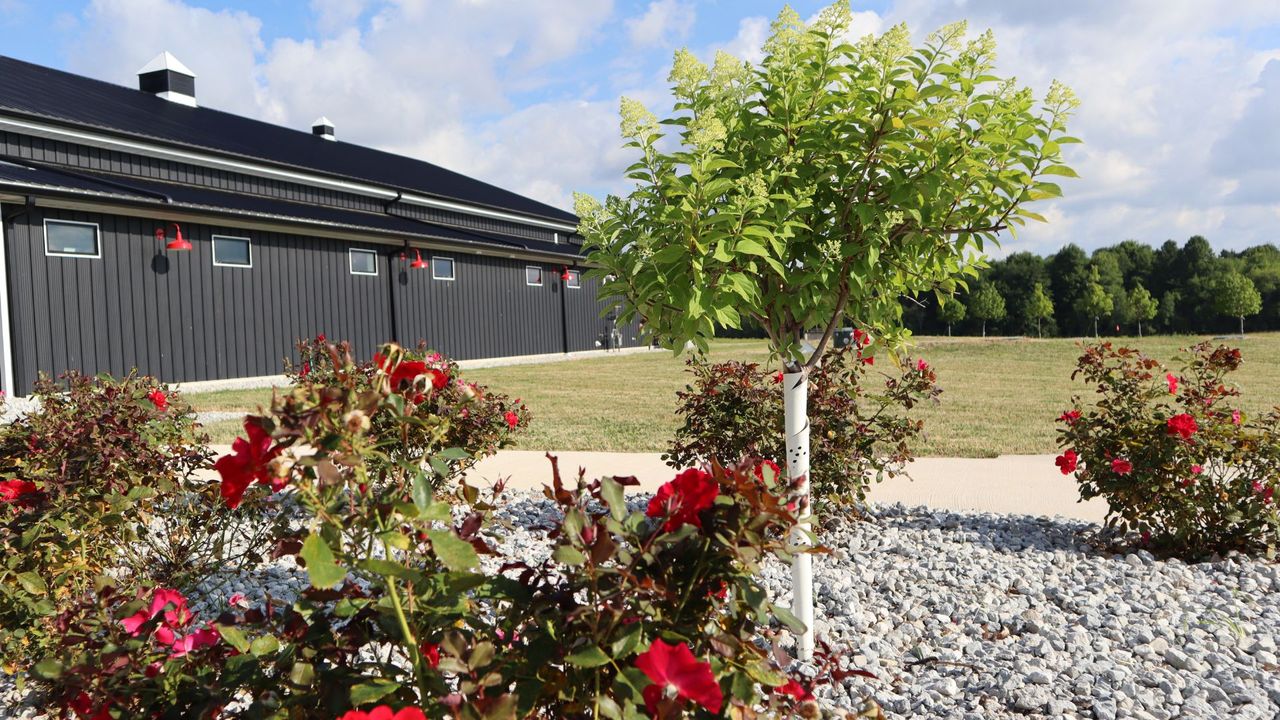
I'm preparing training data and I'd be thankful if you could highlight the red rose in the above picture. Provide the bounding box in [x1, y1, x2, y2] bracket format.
[753, 459, 782, 482]
[772, 371, 783, 384]
[1166, 413, 1198, 440]
[0, 479, 40, 507]
[338, 707, 426, 720]
[1111, 458, 1133, 475]
[916, 359, 929, 372]
[1232, 409, 1242, 425]
[214, 420, 283, 509]
[1166, 373, 1178, 394]
[635, 639, 723, 716]
[860, 355, 874, 365]
[147, 388, 168, 412]
[504, 411, 519, 429]
[776, 678, 814, 701]
[1055, 450, 1078, 475]
[646, 468, 719, 532]
[419, 642, 440, 669]
[300, 361, 311, 378]
[1058, 410, 1081, 425]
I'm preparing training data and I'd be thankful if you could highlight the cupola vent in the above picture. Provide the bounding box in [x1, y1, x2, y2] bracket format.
[137, 52, 197, 107]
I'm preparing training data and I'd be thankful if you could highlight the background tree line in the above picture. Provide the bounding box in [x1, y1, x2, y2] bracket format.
[902, 236, 1277, 337]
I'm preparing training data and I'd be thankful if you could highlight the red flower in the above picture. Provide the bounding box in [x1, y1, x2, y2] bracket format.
[214, 420, 283, 509]
[1055, 450, 1078, 475]
[916, 359, 929, 372]
[1166, 373, 1179, 394]
[70, 692, 111, 720]
[338, 707, 427, 720]
[419, 642, 440, 669]
[300, 361, 311, 378]
[860, 355, 875, 366]
[316, 333, 326, 342]
[147, 388, 168, 412]
[635, 639, 723, 716]
[852, 328, 868, 348]
[1190, 464, 1203, 475]
[1232, 409, 1242, 425]
[0, 479, 39, 507]
[1166, 413, 1198, 440]
[1058, 410, 1081, 425]
[753, 459, 782, 482]
[646, 468, 719, 532]
[773, 371, 783, 384]
[504, 411, 519, 429]
[776, 679, 814, 702]
[1111, 458, 1133, 475]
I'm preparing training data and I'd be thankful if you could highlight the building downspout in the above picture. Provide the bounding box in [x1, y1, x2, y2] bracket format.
[386, 246, 401, 345]
[558, 268, 569, 355]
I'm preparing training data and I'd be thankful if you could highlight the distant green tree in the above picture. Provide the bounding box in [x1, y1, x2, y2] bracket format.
[969, 284, 1007, 338]
[1213, 271, 1263, 336]
[1158, 290, 1180, 332]
[1076, 267, 1114, 337]
[1047, 244, 1090, 334]
[1128, 283, 1158, 337]
[937, 298, 967, 337]
[1024, 282, 1055, 338]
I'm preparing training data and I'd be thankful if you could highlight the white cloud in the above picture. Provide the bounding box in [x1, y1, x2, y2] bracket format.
[626, 0, 695, 48]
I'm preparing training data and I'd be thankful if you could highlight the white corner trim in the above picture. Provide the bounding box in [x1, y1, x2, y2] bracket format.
[0, 206, 15, 395]
[0, 115, 578, 233]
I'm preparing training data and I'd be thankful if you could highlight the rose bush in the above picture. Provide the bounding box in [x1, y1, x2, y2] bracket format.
[666, 340, 941, 505]
[1056, 342, 1280, 557]
[35, 343, 857, 718]
[285, 336, 529, 492]
[0, 372, 211, 668]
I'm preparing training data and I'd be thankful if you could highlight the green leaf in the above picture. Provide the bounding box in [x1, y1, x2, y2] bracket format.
[565, 645, 612, 668]
[412, 472, 433, 513]
[250, 635, 280, 657]
[16, 572, 47, 596]
[349, 679, 401, 706]
[553, 545, 587, 567]
[216, 625, 252, 654]
[1039, 164, 1079, 178]
[32, 659, 63, 680]
[300, 533, 346, 589]
[601, 477, 627, 521]
[289, 662, 315, 687]
[427, 529, 478, 571]
[735, 239, 769, 257]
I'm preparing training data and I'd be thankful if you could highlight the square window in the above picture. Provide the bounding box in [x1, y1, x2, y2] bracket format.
[525, 265, 543, 286]
[213, 235, 252, 267]
[432, 256, 455, 281]
[350, 248, 378, 276]
[565, 269, 581, 289]
[44, 220, 99, 258]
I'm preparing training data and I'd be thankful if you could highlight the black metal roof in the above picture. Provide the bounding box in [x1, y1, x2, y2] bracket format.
[0, 55, 578, 226]
[0, 159, 581, 259]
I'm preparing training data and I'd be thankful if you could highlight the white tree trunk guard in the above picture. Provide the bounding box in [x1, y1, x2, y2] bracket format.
[784, 371, 814, 660]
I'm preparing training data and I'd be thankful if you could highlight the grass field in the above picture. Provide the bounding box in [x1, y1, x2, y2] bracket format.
[189, 333, 1280, 457]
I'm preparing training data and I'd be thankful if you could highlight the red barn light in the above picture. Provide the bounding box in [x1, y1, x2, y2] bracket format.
[410, 249, 428, 270]
[156, 223, 191, 251]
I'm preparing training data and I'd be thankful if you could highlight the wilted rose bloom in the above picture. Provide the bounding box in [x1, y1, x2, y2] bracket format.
[343, 410, 371, 433]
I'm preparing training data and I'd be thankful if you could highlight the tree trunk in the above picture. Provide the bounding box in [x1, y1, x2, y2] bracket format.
[783, 370, 814, 661]
[947, 323, 951, 337]
[1094, 317, 1099, 338]
[1138, 321, 1142, 338]
[982, 320, 986, 338]
[1240, 316, 1245, 337]
[1037, 318, 1042, 338]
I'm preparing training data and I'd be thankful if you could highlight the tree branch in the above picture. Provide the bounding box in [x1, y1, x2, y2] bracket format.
[805, 278, 852, 372]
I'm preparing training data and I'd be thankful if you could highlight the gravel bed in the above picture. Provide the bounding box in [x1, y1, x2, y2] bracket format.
[4, 499, 1278, 719]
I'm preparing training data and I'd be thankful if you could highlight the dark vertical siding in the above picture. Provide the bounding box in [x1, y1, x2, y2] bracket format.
[393, 254, 564, 360]
[6, 207, 393, 393]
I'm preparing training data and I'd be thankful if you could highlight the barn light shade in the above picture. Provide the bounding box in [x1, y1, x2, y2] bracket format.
[560, 266, 571, 281]
[410, 249, 428, 270]
[156, 223, 191, 251]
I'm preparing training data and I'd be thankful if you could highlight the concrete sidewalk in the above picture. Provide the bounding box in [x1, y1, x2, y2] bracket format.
[462, 451, 1109, 524]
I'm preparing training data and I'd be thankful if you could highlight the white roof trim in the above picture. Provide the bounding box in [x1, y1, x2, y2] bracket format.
[0, 114, 579, 233]
[137, 51, 196, 78]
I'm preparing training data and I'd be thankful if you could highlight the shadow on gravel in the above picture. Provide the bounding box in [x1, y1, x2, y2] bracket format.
[872, 504, 1103, 558]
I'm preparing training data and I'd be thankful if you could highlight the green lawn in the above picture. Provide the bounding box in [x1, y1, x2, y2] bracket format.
[188, 334, 1280, 457]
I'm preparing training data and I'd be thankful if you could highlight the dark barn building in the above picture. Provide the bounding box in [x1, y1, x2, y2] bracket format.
[0, 53, 636, 395]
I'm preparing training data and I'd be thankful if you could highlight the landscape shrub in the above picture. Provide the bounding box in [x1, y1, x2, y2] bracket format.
[666, 341, 941, 504]
[0, 372, 210, 668]
[1057, 342, 1280, 556]
[285, 335, 529, 490]
[36, 343, 839, 718]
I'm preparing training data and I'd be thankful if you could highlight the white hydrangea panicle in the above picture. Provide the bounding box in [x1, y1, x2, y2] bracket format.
[668, 48, 710, 100]
[619, 97, 658, 140]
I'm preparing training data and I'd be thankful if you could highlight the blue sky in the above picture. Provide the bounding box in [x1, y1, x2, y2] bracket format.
[2, 1, 1280, 256]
